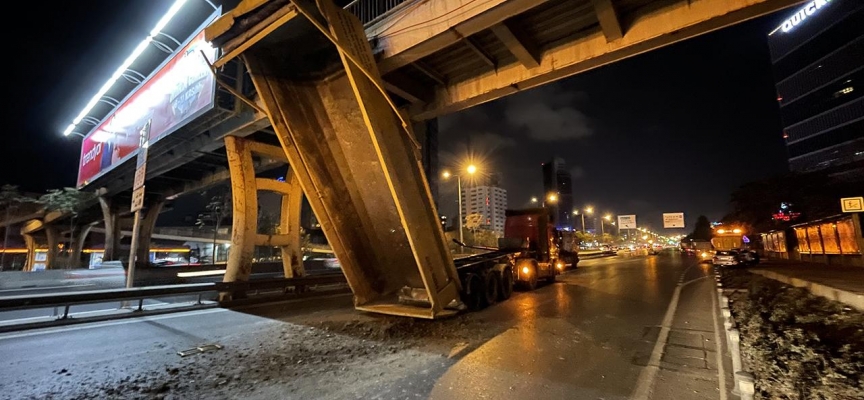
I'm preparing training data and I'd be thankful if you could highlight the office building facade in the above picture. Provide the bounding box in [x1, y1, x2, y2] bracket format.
[542, 157, 574, 229]
[768, 0, 864, 176]
[461, 177, 508, 235]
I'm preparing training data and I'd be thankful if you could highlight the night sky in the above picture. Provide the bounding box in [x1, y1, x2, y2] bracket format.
[1, 1, 795, 234]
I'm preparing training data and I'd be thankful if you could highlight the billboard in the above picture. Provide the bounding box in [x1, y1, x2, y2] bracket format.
[617, 215, 637, 229]
[663, 213, 686, 228]
[76, 20, 219, 188]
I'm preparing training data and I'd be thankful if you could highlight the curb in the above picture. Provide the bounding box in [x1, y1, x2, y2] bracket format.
[750, 269, 864, 311]
[714, 265, 756, 400]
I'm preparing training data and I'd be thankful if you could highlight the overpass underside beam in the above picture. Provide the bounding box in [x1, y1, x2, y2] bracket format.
[411, 0, 804, 120]
[209, 0, 461, 318]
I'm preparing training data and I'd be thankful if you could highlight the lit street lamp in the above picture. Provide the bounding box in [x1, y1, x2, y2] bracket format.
[442, 164, 478, 248]
[582, 207, 593, 233]
[601, 214, 612, 236]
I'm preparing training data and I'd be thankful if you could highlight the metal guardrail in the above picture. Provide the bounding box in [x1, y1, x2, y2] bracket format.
[344, 0, 416, 27]
[0, 274, 347, 331]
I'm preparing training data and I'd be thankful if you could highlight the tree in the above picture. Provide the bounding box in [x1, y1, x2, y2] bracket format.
[686, 215, 713, 241]
[574, 231, 595, 245]
[723, 170, 864, 234]
[0, 185, 40, 270]
[196, 188, 232, 263]
[39, 188, 96, 268]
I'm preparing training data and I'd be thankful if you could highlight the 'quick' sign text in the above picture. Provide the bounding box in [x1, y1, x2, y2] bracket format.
[781, 0, 831, 33]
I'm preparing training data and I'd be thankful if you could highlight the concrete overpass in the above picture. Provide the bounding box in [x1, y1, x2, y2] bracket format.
[35, 0, 807, 316]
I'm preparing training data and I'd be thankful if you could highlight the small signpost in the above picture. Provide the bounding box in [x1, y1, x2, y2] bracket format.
[127, 120, 151, 289]
[841, 197, 863, 213]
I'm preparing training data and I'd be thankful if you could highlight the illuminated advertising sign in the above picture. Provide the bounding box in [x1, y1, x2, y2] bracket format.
[776, 0, 832, 34]
[76, 20, 218, 188]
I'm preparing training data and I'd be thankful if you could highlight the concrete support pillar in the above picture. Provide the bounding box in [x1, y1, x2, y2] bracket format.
[279, 170, 305, 278]
[98, 196, 121, 261]
[72, 224, 93, 268]
[44, 225, 58, 270]
[135, 201, 164, 267]
[224, 136, 258, 283]
[22, 233, 36, 272]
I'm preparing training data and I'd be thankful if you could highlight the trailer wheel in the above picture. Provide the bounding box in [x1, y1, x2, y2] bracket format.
[482, 271, 499, 307]
[498, 267, 513, 301]
[460, 273, 484, 311]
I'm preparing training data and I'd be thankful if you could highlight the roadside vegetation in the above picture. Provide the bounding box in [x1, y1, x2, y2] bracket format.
[721, 268, 864, 399]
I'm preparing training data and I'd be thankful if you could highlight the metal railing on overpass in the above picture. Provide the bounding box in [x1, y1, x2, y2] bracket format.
[344, 0, 416, 27]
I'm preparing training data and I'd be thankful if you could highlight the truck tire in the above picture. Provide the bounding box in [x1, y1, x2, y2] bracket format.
[498, 267, 513, 301]
[482, 271, 500, 307]
[460, 273, 484, 311]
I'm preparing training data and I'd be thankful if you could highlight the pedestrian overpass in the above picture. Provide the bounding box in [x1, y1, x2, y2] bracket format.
[41, 0, 805, 317]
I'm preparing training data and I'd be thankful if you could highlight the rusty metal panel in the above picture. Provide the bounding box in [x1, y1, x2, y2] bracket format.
[321, 0, 461, 314]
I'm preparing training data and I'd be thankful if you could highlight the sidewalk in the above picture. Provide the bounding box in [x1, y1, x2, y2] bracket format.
[749, 259, 864, 310]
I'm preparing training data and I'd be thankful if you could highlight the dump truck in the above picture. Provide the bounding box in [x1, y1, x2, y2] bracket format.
[204, 0, 569, 319]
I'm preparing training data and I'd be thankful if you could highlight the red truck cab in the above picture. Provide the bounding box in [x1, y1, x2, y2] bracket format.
[501, 208, 566, 289]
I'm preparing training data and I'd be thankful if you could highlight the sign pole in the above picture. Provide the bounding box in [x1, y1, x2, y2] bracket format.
[126, 211, 141, 288]
[126, 120, 151, 290]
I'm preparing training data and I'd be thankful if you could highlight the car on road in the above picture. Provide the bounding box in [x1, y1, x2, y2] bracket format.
[712, 250, 741, 266]
[735, 249, 759, 265]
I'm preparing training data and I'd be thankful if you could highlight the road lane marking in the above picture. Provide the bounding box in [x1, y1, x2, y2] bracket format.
[630, 270, 711, 400]
[711, 274, 729, 400]
[0, 308, 228, 340]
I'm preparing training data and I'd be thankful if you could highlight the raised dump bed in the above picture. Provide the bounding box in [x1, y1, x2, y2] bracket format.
[205, 0, 461, 318]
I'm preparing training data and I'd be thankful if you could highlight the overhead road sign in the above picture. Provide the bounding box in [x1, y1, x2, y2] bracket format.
[663, 213, 685, 228]
[618, 215, 637, 229]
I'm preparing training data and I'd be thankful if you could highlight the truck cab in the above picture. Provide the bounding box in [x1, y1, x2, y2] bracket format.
[501, 208, 567, 289]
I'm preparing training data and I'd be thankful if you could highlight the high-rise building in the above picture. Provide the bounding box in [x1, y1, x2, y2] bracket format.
[768, 1, 864, 177]
[461, 176, 508, 235]
[542, 157, 574, 230]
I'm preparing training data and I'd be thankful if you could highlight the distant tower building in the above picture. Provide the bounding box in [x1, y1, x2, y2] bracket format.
[542, 157, 574, 230]
[767, 1, 864, 178]
[461, 174, 508, 235]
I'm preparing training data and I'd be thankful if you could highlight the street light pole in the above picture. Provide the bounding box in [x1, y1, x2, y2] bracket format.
[457, 174, 463, 246]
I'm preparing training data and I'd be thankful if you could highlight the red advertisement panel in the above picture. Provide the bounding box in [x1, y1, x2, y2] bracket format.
[77, 28, 218, 187]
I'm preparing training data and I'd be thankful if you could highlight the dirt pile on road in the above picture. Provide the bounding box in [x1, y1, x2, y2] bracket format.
[17, 312, 498, 400]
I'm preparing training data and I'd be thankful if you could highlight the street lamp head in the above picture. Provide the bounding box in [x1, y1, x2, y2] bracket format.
[603, 214, 612, 221]
[466, 164, 477, 175]
[547, 193, 558, 203]
[442, 171, 451, 179]
[585, 207, 594, 214]
[572, 210, 578, 215]
[531, 197, 538, 203]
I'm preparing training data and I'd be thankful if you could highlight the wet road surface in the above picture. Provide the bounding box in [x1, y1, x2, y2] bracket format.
[0, 251, 732, 399]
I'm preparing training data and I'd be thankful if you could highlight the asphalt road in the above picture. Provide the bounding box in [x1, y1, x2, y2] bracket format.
[0, 251, 733, 400]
